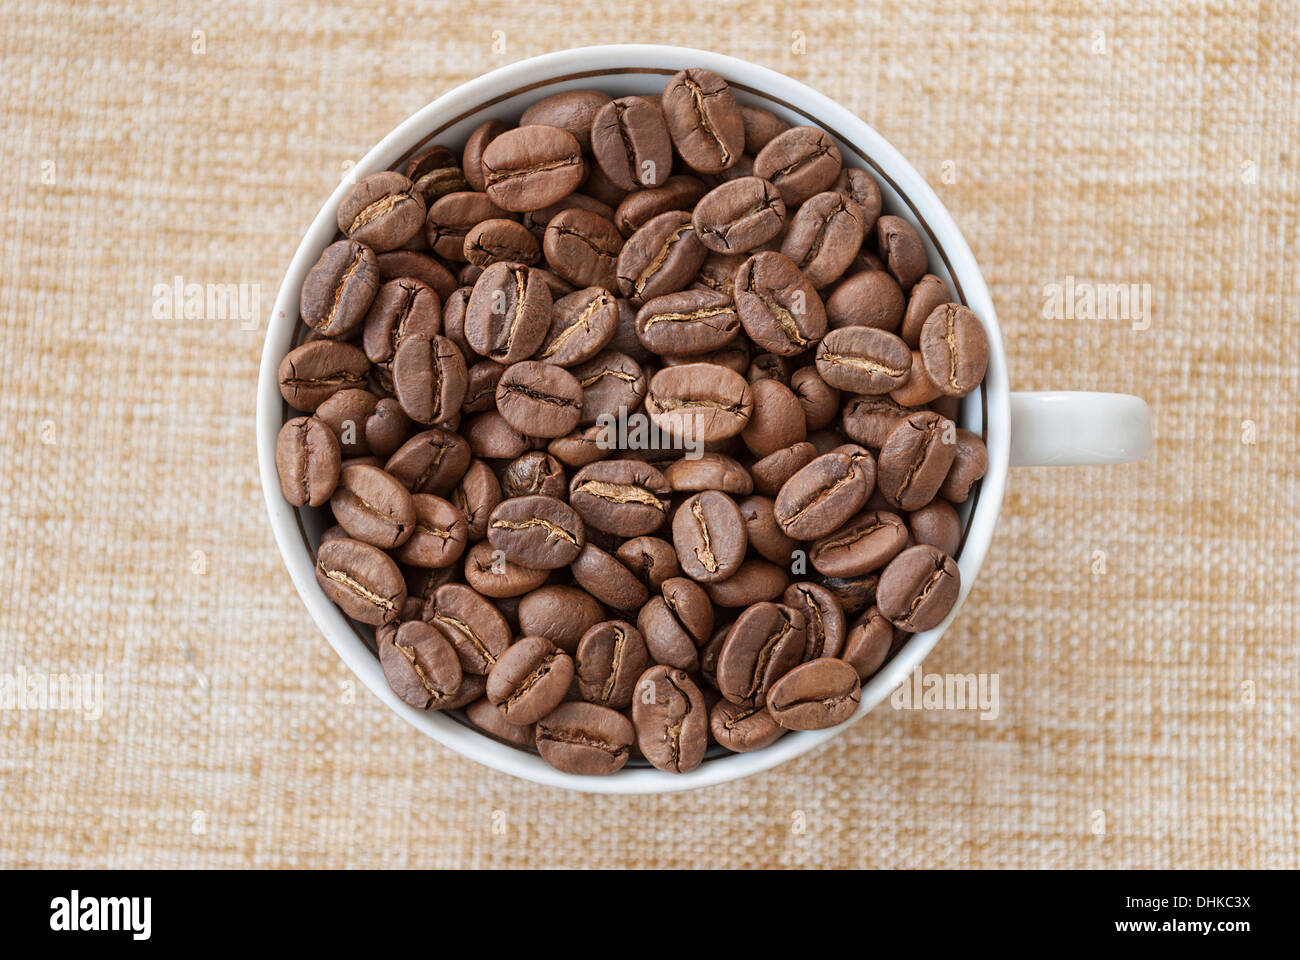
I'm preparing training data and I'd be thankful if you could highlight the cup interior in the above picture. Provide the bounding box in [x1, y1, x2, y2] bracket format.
[258, 46, 1008, 793]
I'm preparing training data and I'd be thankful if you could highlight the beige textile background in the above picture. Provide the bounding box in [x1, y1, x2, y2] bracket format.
[1, 0, 1296, 869]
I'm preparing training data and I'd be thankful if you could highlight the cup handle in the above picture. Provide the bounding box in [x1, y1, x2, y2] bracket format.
[1008, 391, 1152, 467]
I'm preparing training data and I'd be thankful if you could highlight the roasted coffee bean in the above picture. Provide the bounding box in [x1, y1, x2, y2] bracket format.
[438, 673, 489, 712]
[909, 498, 962, 556]
[575, 620, 649, 709]
[638, 576, 713, 671]
[616, 210, 707, 303]
[780, 191, 863, 289]
[570, 543, 649, 611]
[890, 351, 943, 406]
[616, 536, 681, 590]
[816, 571, 879, 618]
[427, 583, 511, 674]
[569, 459, 670, 537]
[548, 425, 610, 468]
[930, 393, 962, 422]
[663, 452, 752, 495]
[734, 251, 828, 356]
[362, 278, 442, 373]
[699, 623, 729, 689]
[692, 177, 786, 254]
[494, 360, 583, 438]
[706, 559, 790, 608]
[875, 215, 927, 291]
[520, 89, 611, 152]
[614, 175, 708, 237]
[751, 441, 816, 497]
[748, 353, 797, 386]
[392, 334, 468, 425]
[741, 378, 806, 457]
[404, 144, 470, 205]
[542, 208, 623, 291]
[463, 539, 550, 598]
[451, 458, 502, 540]
[841, 394, 917, 448]
[635, 289, 739, 356]
[664, 343, 749, 375]
[501, 451, 567, 499]
[645, 363, 753, 442]
[487, 636, 574, 724]
[463, 411, 533, 459]
[329, 464, 416, 549]
[375, 250, 458, 304]
[632, 665, 708, 773]
[517, 585, 605, 654]
[673, 491, 746, 583]
[809, 508, 908, 578]
[465, 262, 553, 364]
[463, 218, 540, 267]
[831, 168, 882, 232]
[462, 119, 509, 193]
[571, 350, 647, 425]
[920, 303, 989, 397]
[783, 582, 846, 660]
[901, 273, 948, 347]
[753, 126, 842, 207]
[300, 239, 382, 337]
[582, 161, 630, 207]
[842, 606, 896, 679]
[441, 287, 476, 361]
[403, 563, 455, 613]
[378, 620, 463, 709]
[826, 270, 904, 332]
[661, 68, 745, 175]
[766, 657, 860, 730]
[315, 537, 406, 625]
[395, 493, 469, 568]
[487, 494, 585, 569]
[523, 193, 614, 241]
[535, 286, 619, 367]
[466, 697, 536, 747]
[591, 96, 672, 190]
[716, 602, 806, 706]
[774, 451, 873, 540]
[535, 701, 636, 774]
[276, 416, 341, 507]
[790, 367, 840, 432]
[876, 543, 960, 632]
[385, 428, 471, 496]
[807, 430, 845, 455]
[462, 359, 505, 414]
[939, 428, 987, 502]
[710, 700, 785, 752]
[741, 105, 789, 153]
[693, 250, 746, 297]
[877, 410, 957, 510]
[482, 125, 585, 212]
[337, 171, 426, 252]
[425, 191, 512, 261]
[815, 326, 912, 394]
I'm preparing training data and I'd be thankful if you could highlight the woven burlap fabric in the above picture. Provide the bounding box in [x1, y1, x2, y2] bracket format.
[1, 0, 1296, 869]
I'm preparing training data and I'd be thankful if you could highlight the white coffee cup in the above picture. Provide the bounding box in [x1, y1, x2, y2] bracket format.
[256, 45, 1152, 794]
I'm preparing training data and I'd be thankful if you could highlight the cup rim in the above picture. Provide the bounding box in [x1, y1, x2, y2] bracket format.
[256, 43, 1010, 794]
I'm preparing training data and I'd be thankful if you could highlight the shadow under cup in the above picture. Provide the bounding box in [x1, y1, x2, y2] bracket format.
[284, 67, 988, 769]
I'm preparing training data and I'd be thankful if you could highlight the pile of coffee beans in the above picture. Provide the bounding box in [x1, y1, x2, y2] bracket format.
[276, 68, 989, 775]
